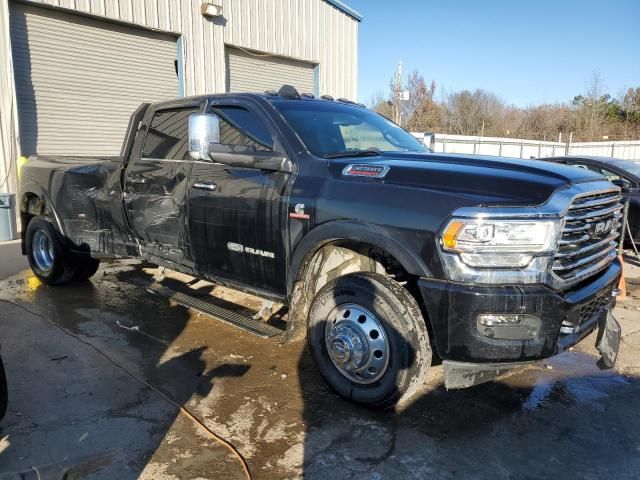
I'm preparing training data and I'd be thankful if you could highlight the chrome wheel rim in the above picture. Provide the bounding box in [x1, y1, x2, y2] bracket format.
[32, 230, 54, 273]
[324, 303, 390, 384]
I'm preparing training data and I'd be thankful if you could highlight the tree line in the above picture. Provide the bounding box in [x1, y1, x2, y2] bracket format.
[370, 71, 640, 142]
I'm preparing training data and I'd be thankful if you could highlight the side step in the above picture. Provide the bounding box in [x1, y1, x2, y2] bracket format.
[128, 277, 285, 338]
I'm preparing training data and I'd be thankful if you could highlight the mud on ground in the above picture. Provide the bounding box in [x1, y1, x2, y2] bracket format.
[0, 259, 639, 479]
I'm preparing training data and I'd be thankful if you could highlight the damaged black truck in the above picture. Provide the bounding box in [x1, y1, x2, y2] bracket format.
[19, 86, 623, 407]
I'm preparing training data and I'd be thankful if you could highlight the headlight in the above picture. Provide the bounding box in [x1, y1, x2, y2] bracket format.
[441, 220, 558, 268]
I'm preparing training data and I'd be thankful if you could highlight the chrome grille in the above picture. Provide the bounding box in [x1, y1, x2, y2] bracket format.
[553, 190, 623, 283]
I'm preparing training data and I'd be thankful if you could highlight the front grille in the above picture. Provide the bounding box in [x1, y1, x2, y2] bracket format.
[553, 190, 623, 283]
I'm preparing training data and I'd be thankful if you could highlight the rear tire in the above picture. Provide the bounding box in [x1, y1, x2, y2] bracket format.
[307, 272, 432, 408]
[25, 216, 77, 285]
[72, 255, 100, 282]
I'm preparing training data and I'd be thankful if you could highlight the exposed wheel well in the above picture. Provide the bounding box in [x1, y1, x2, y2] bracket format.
[297, 241, 414, 296]
[286, 240, 426, 341]
[19, 193, 45, 254]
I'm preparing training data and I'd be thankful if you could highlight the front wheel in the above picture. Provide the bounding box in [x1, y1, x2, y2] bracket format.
[307, 272, 432, 408]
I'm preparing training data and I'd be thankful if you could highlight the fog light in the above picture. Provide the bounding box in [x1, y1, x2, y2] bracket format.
[478, 314, 522, 326]
[477, 314, 541, 340]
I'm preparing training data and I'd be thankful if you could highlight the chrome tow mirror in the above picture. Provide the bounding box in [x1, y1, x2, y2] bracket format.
[188, 113, 221, 160]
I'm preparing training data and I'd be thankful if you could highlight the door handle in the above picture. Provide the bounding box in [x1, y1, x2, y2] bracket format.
[128, 176, 147, 184]
[193, 182, 217, 191]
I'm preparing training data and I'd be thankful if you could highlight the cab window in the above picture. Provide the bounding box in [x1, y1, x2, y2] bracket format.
[142, 107, 199, 159]
[210, 106, 273, 151]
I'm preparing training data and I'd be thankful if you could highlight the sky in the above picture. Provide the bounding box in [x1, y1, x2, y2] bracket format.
[345, 0, 640, 107]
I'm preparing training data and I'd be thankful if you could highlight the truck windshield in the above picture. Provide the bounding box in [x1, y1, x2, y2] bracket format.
[273, 100, 428, 158]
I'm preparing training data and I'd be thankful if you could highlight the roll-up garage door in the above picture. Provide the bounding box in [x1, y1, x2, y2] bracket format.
[9, 3, 179, 156]
[226, 46, 316, 95]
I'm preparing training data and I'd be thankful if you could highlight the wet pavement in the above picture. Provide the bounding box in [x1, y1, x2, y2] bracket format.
[0, 258, 639, 479]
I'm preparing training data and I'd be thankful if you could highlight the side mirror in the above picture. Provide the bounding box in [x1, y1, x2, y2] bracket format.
[188, 113, 220, 160]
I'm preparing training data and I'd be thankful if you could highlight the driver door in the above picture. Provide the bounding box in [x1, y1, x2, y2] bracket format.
[187, 101, 290, 295]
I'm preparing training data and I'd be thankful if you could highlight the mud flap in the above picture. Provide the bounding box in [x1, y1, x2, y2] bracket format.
[596, 310, 621, 369]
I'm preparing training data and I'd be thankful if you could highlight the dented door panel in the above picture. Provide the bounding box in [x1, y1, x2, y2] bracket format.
[123, 158, 192, 250]
[122, 103, 201, 261]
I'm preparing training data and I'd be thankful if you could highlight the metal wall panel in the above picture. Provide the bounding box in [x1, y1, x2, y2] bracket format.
[6, 0, 357, 98]
[11, 0, 183, 32]
[226, 46, 315, 94]
[0, 0, 20, 196]
[219, 0, 358, 99]
[0, 0, 359, 195]
[10, 2, 179, 155]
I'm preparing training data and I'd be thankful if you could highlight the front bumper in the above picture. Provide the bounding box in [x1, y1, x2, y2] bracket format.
[418, 258, 622, 365]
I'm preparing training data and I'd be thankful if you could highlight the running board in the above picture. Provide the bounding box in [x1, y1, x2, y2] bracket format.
[128, 277, 285, 338]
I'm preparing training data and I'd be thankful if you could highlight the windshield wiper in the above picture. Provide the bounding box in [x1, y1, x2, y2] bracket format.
[323, 149, 381, 159]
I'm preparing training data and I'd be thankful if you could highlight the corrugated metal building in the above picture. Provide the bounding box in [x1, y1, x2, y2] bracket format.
[0, 0, 361, 197]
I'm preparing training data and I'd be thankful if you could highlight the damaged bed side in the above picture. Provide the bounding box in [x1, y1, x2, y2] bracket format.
[19, 104, 151, 260]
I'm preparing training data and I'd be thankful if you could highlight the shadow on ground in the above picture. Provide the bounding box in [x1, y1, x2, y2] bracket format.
[298, 347, 640, 479]
[0, 263, 251, 479]
[297, 273, 640, 479]
[0, 262, 638, 479]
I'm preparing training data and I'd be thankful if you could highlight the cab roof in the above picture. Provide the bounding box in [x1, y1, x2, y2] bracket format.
[148, 85, 365, 111]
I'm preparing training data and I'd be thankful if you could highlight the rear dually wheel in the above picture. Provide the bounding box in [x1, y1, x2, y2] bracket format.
[25, 216, 98, 285]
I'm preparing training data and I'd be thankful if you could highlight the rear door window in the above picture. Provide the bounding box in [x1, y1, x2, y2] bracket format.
[143, 107, 200, 159]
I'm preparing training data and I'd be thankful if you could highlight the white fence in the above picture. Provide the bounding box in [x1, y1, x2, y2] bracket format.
[411, 133, 640, 161]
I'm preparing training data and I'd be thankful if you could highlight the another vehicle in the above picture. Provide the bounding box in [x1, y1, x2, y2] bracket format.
[543, 156, 640, 245]
[19, 86, 623, 407]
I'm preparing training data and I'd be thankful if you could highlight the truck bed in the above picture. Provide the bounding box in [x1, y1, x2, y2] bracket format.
[21, 155, 137, 257]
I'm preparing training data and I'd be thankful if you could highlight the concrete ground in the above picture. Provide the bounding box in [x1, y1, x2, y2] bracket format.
[0, 255, 639, 479]
[0, 241, 27, 280]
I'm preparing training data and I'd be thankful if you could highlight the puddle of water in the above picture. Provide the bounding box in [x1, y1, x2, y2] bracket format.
[520, 350, 631, 411]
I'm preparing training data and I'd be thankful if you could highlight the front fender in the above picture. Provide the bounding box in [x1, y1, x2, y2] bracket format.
[287, 220, 433, 295]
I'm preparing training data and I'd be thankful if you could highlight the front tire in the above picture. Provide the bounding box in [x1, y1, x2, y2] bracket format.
[25, 217, 77, 285]
[307, 272, 432, 408]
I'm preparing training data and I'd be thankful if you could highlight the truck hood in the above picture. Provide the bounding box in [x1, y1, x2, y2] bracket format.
[332, 152, 605, 206]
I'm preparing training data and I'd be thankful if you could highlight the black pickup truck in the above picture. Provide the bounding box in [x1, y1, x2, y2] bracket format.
[19, 86, 623, 407]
